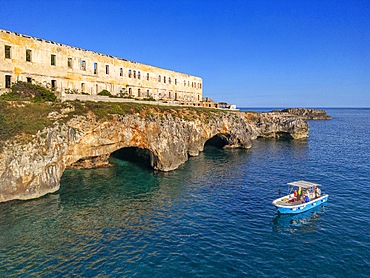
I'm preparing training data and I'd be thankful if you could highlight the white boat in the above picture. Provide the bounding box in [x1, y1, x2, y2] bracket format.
[272, 180, 329, 214]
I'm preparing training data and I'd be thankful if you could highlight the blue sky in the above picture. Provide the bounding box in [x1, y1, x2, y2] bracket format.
[1, 0, 369, 107]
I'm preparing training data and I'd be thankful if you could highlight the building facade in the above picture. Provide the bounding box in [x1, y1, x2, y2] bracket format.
[0, 29, 202, 102]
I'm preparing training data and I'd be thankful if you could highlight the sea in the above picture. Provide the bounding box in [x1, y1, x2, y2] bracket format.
[0, 108, 369, 277]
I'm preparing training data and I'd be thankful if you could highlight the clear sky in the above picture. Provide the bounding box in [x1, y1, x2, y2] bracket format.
[1, 0, 369, 107]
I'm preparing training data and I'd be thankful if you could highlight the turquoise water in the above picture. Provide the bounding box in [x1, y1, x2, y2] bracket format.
[0, 108, 369, 277]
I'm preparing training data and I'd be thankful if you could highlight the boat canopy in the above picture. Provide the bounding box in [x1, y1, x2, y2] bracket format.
[287, 180, 322, 189]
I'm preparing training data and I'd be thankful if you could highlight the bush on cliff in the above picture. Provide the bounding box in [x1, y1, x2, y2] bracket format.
[0, 101, 54, 151]
[97, 90, 113, 97]
[0, 81, 57, 102]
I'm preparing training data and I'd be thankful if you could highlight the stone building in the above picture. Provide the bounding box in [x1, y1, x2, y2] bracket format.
[0, 29, 202, 102]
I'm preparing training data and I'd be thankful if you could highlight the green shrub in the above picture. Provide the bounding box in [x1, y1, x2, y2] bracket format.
[97, 90, 112, 97]
[0, 81, 57, 102]
[143, 97, 156, 101]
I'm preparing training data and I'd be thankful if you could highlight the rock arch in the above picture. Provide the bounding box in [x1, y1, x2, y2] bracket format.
[0, 111, 308, 203]
[110, 147, 155, 169]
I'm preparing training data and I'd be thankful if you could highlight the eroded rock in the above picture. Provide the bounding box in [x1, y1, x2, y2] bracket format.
[0, 110, 308, 203]
[274, 108, 332, 120]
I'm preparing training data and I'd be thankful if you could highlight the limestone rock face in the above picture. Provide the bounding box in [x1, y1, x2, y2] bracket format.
[0, 111, 308, 203]
[275, 108, 332, 120]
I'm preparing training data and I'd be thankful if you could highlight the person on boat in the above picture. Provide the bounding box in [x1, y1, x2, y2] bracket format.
[297, 187, 302, 201]
[294, 190, 297, 199]
[315, 186, 321, 198]
[304, 190, 310, 203]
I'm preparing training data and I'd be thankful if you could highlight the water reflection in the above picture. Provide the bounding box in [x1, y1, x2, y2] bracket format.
[272, 204, 327, 233]
[253, 138, 309, 161]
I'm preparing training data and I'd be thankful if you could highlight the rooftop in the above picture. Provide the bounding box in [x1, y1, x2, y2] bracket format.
[287, 180, 322, 188]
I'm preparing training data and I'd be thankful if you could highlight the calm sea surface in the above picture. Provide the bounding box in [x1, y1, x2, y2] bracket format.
[0, 108, 369, 277]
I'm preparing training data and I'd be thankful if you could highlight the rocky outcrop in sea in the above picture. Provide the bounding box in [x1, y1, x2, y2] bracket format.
[273, 108, 332, 120]
[0, 107, 308, 203]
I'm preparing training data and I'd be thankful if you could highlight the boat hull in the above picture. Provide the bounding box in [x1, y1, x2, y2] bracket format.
[273, 194, 329, 214]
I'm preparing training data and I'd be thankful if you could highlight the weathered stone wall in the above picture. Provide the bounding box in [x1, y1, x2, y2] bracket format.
[0, 110, 308, 203]
[0, 29, 202, 102]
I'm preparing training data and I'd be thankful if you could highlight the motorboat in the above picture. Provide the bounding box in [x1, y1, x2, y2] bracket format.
[272, 180, 329, 214]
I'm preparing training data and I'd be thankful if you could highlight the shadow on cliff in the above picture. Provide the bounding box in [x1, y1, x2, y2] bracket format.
[204, 133, 230, 149]
[110, 147, 154, 170]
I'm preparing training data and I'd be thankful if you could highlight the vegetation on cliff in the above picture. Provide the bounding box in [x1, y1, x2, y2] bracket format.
[0, 84, 235, 150]
[0, 88, 309, 203]
[0, 81, 57, 102]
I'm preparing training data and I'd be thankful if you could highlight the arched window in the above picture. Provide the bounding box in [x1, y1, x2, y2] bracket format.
[158, 75, 161, 82]
[164, 76, 166, 83]
[128, 69, 132, 78]
[169, 77, 171, 84]
[138, 71, 141, 79]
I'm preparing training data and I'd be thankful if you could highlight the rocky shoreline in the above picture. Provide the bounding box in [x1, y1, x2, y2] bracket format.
[273, 108, 332, 120]
[0, 103, 309, 203]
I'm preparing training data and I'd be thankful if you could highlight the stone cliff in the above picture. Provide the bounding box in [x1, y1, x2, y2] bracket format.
[0, 103, 308, 203]
[274, 108, 332, 120]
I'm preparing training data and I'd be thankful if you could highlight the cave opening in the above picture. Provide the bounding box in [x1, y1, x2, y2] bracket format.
[275, 132, 294, 140]
[204, 133, 230, 149]
[110, 147, 153, 169]
[256, 132, 294, 140]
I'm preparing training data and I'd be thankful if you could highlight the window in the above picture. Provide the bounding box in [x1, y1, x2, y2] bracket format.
[81, 83, 85, 92]
[5, 45, 11, 59]
[105, 65, 109, 74]
[138, 89, 141, 97]
[164, 76, 166, 83]
[129, 88, 132, 95]
[133, 70, 136, 78]
[128, 69, 132, 78]
[175, 79, 177, 85]
[158, 75, 161, 82]
[81, 60, 86, 71]
[94, 63, 98, 74]
[68, 58, 73, 69]
[184, 80, 186, 86]
[169, 77, 171, 84]
[120, 68, 123, 77]
[26, 49, 32, 62]
[27, 77, 32, 83]
[51, 54, 56, 66]
[51, 80, 56, 89]
[5, 75, 11, 88]
[147, 73, 149, 81]
[138, 71, 141, 79]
